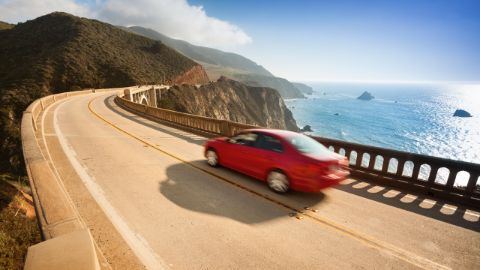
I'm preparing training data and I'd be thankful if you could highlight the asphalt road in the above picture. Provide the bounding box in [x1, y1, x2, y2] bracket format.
[41, 92, 480, 270]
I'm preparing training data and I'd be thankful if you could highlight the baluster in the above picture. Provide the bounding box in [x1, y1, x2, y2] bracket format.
[355, 151, 364, 168]
[411, 162, 421, 180]
[396, 159, 406, 177]
[344, 149, 351, 159]
[427, 166, 439, 186]
[446, 168, 458, 188]
[381, 156, 390, 173]
[367, 153, 375, 170]
[465, 173, 478, 195]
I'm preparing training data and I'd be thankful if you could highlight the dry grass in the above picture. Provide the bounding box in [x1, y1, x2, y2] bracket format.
[0, 173, 41, 270]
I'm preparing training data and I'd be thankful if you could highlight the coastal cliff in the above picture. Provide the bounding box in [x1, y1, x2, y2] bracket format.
[158, 77, 299, 131]
[173, 65, 209, 85]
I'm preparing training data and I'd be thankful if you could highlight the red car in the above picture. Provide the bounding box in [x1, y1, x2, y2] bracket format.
[204, 129, 349, 193]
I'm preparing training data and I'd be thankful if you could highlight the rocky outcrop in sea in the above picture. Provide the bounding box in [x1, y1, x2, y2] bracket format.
[357, 91, 374, 101]
[300, 125, 313, 132]
[453, 109, 472, 117]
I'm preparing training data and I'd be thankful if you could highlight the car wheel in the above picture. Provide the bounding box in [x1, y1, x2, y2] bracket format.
[206, 149, 219, 167]
[267, 170, 289, 193]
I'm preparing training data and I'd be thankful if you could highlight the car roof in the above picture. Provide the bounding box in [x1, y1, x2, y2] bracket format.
[242, 128, 300, 138]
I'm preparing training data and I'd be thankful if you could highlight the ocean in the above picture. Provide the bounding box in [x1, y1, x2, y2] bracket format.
[285, 82, 480, 169]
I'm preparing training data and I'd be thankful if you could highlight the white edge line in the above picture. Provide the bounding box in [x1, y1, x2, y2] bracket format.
[54, 96, 167, 270]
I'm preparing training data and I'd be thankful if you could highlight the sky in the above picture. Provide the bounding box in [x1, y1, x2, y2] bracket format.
[1, 0, 480, 82]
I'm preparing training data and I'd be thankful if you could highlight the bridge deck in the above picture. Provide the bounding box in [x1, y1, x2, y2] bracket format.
[40, 92, 479, 270]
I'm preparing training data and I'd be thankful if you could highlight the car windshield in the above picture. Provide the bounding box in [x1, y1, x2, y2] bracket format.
[287, 134, 330, 154]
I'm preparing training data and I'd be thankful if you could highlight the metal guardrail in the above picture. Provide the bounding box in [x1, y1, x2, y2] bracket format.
[116, 90, 480, 208]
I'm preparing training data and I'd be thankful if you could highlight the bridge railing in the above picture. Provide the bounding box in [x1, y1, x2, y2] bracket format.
[312, 137, 480, 204]
[116, 90, 480, 207]
[116, 93, 257, 137]
[21, 87, 129, 270]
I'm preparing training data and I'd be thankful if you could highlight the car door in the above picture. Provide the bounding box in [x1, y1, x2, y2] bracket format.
[221, 132, 258, 173]
[248, 133, 285, 180]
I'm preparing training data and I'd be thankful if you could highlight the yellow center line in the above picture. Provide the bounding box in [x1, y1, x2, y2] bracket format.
[88, 95, 450, 270]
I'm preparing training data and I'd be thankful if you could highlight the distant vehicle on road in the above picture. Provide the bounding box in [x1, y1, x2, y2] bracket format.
[204, 129, 349, 193]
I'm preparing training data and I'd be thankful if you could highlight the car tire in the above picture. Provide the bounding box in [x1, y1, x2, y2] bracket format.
[206, 149, 219, 167]
[267, 170, 290, 193]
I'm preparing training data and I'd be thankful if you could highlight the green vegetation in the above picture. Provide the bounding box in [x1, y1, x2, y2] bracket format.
[127, 26, 305, 99]
[0, 174, 41, 270]
[0, 12, 199, 174]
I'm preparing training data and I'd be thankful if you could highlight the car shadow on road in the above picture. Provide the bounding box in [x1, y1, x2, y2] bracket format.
[336, 179, 480, 232]
[159, 160, 325, 224]
[103, 95, 205, 147]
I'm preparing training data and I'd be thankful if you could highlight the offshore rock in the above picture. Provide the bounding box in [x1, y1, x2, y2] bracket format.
[357, 91, 374, 101]
[453, 109, 472, 117]
[300, 125, 313, 132]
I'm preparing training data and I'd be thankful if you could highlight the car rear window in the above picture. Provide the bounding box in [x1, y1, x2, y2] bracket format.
[287, 134, 330, 154]
[254, 134, 283, 153]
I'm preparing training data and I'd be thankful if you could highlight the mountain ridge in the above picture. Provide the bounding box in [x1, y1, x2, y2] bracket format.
[127, 26, 305, 99]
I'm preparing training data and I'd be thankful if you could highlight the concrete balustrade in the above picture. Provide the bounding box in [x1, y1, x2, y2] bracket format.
[21, 87, 133, 270]
[313, 137, 480, 207]
[117, 88, 480, 208]
[116, 90, 258, 137]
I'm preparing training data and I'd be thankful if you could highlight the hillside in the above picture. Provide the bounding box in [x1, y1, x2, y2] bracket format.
[233, 73, 304, 99]
[0, 21, 14, 30]
[127, 26, 273, 77]
[292, 82, 314, 95]
[0, 12, 209, 173]
[127, 26, 305, 99]
[158, 77, 298, 131]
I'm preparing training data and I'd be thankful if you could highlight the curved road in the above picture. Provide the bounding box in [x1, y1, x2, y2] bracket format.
[40, 91, 479, 269]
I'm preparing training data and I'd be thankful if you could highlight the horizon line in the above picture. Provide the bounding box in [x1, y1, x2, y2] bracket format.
[294, 79, 480, 85]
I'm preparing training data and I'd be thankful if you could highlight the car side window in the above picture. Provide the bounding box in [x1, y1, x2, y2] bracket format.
[229, 132, 258, 147]
[254, 134, 283, 153]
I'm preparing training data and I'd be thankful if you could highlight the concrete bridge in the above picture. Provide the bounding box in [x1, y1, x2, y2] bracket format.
[21, 87, 480, 270]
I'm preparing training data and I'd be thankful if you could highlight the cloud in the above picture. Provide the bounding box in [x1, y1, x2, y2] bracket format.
[98, 0, 251, 47]
[0, 0, 252, 47]
[0, 0, 90, 23]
